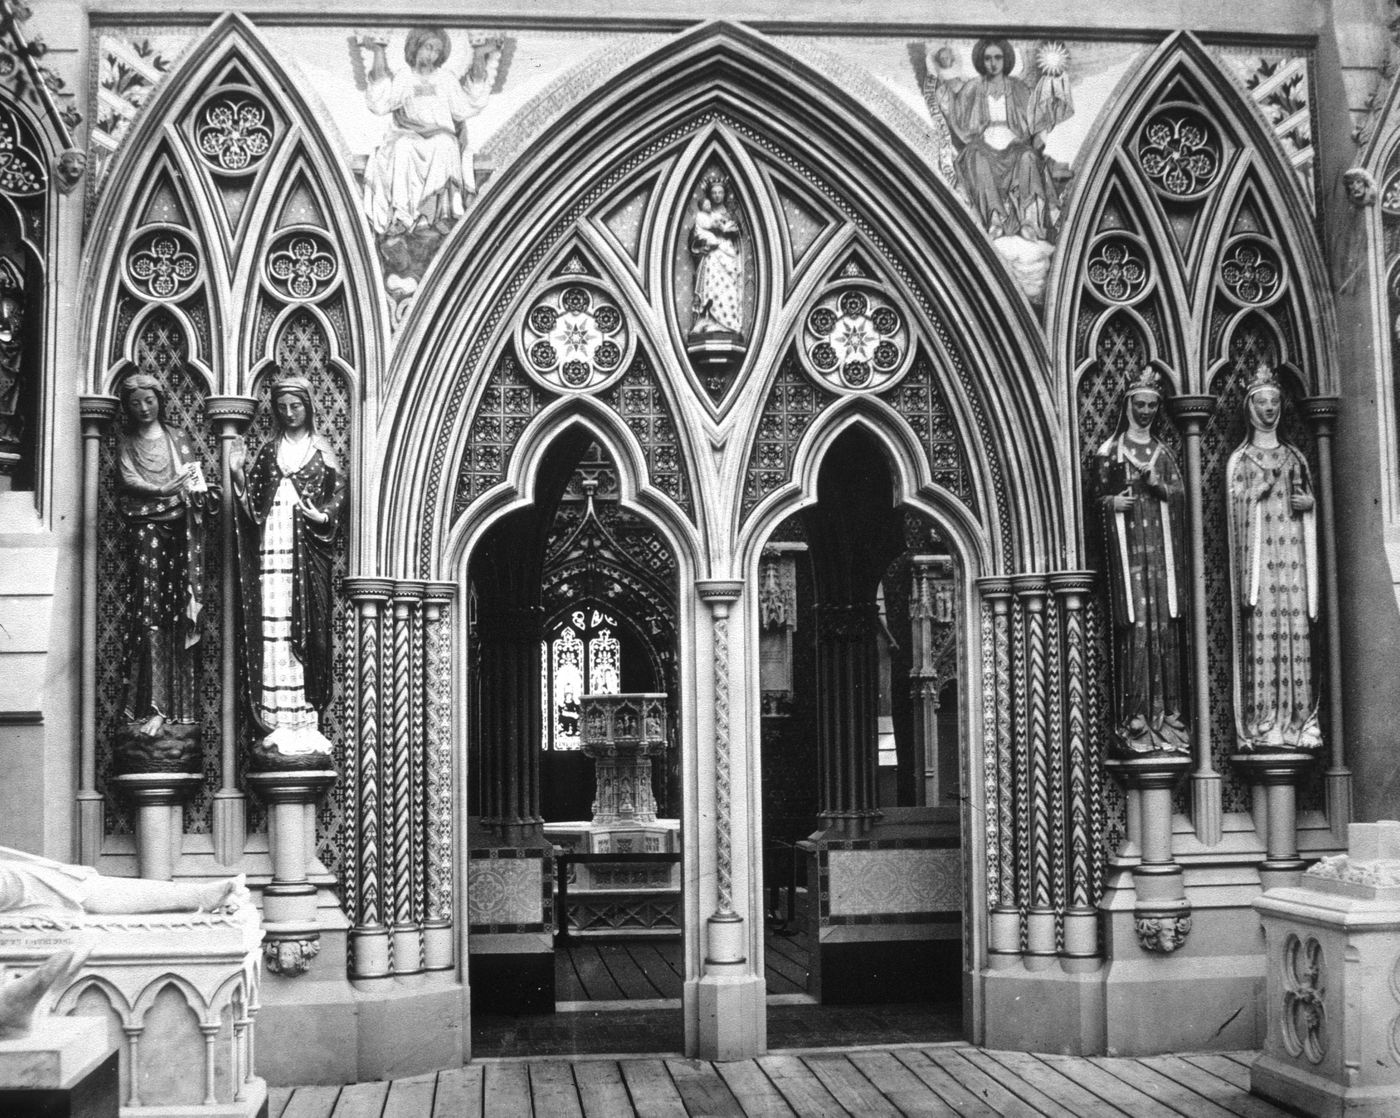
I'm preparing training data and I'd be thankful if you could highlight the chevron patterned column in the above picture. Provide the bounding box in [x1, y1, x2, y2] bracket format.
[421, 581, 456, 970]
[1051, 571, 1098, 965]
[343, 577, 394, 980]
[391, 582, 425, 976]
[978, 578, 1018, 965]
[1013, 575, 1054, 964]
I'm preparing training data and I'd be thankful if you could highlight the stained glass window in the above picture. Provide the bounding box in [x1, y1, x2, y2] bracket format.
[542, 608, 622, 750]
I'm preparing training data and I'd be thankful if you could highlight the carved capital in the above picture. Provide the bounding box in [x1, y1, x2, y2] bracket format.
[204, 395, 257, 429]
[1048, 569, 1096, 606]
[1299, 395, 1341, 433]
[1166, 394, 1215, 429]
[422, 580, 455, 622]
[78, 394, 119, 433]
[342, 577, 395, 609]
[392, 579, 427, 619]
[1010, 573, 1048, 607]
[1134, 911, 1192, 953]
[263, 935, 321, 978]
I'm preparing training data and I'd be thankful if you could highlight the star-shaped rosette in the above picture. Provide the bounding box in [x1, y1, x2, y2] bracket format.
[801, 286, 910, 391]
[520, 283, 631, 391]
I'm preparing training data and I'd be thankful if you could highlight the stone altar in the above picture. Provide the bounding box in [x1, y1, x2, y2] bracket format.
[1252, 820, 1400, 1117]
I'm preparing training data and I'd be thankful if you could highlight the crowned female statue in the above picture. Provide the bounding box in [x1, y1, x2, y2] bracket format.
[1092, 368, 1191, 754]
[1226, 364, 1321, 752]
[688, 172, 746, 340]
[231, 370, 347, 766]
[114, 372, 216, 769]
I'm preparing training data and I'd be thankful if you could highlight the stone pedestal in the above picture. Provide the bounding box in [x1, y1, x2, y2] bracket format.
[248, 770, 336, 978]
[1233, 751, 1316, 890]
[0, 1017, 118, 1118]
[1106, 753, 1193, 952]
[1252, 820, 1400, 1117]
[111, 774, 202, 881]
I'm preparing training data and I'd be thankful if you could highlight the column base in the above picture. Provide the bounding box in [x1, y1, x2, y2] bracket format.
[693, 974, 765, 1061]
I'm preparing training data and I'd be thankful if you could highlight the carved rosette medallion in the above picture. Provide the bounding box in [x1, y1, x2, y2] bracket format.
[266, 230, 340, 302]
[518, 282, 633, 392]
[126, 229, 201, 301]
[1134, 911, 1192, 952]
[1137, 108, 1222, 199]
[801, 287, 911, 392]
[1086, 235, 1151, 304]
[194, 92, 274, 174]
[1218, 238, 1283, 306]
[1281, 933, 1327, 1064]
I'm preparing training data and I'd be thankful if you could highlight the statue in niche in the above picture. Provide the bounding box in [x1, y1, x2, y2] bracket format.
[114, 372, 217, 773]
[232, 370, 347, 768]
[0, 259, 24, 481]
[1092, 367, 1190, 755]
[0, 846, 249, 919]
[1226, 363, 1321, 752]
[354, 27, 504, 301]
[688, 172, 747, 340]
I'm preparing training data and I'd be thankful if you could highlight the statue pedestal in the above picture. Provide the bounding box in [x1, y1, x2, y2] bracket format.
[0, 1016, 118, 1118]
[248, 770, 336, 978]
[1105, 753, 1193, 952]
[1232, 751, 1316, 890]
[1252, 821, 1400, 1118]
[0, 910, 264, 1117]
[111, 774, 202, 881]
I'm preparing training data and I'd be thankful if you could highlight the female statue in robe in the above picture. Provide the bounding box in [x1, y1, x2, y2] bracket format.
[115, 373, 215, 754]
[232, 371, 347, 763]
[688, 173, 745, 338]
[1092, 368, 1190, 754]
[1226, 365, 1321, 752]
[923, 38, 1073, 242]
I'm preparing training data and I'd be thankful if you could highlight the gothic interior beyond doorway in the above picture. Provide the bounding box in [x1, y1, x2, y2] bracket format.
[2, 2, 1387, 1089]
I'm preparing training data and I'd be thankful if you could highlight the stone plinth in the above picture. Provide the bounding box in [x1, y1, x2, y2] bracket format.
[0, 1015, 118, 1118]
[0, 909, 265, 1118]
[1252, 820, 1400, 1117]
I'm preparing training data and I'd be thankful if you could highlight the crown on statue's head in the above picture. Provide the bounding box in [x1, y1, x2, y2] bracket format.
[1246, 360, 1281, 400]
[1125, 366, 1163, 399]
[700, 170, 729, 193]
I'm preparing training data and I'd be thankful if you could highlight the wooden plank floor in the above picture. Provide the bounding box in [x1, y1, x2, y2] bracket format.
[556, 916, 810, 1002]
[267, 1048, 1289, 1117]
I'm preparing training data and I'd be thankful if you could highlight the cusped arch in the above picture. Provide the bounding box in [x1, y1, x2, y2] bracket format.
[378, 20, 1069, 580]
[741, 398, 992, 581]
[444, 399, 702, 585]
[53, 973, 132, 1023]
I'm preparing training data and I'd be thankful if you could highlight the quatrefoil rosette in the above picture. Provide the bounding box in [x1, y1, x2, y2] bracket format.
[264, 229, 341, 303]
[799, 287, 912, 392]
[518, 283, 633, 392]
[125, 227, 203, 302]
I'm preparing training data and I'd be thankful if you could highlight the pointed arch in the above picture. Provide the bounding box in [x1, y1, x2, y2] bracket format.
[1049, 31, 1337, 401]
[379, 21, 1068, 581]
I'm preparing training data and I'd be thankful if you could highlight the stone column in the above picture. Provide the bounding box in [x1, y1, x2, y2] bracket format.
[694, 578, 763, 1061]
[421, 581, 456, 971]
[1106, 754, 1193, 952]
[247, 769, 335, 977]
[1050, 571, 1098, 966]
[978, 579, 1019, 966]
[909, 556, 954, 809]
[77, 395, 118, 865]
[812, 601, 882, 838]
[342, 576, 394, 981]
[1300, 396, 1351, 843]
[112, 772, 201, 879]
[1168, 394, 1222, 845]
[475, 604, 545, 845]
[1012, 575, 1056, 965]
[1233, 752, 1316, 891]
[205, 395, 256, 866]
[390, 581, 426, 976]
